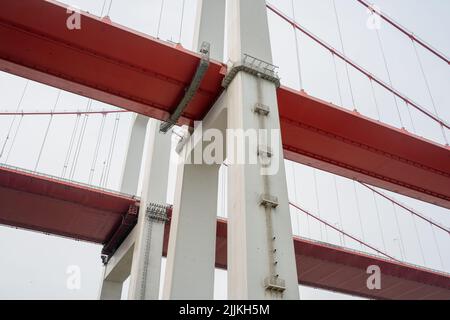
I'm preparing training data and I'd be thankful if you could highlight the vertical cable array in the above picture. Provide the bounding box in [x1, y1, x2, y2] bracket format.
[62, 114, 81, 177]
[333, 176, 346, 246]
[178, 0, 186, 44]
[371, 190, 387, 253]
[392, 203, 407, 261]
[312, 169, 326, 241]
[332, 0, 356, 110]
[156, 0, 165, 38]
[34, 90, 61, 171]
[352, 181, 366, 252]
[331, 53, 343, 106]
[88, 112, 107, 184]
[411, 213, 426, 266]
[412, 40, 448, 145]
[0, 80, 29, 160]
[291, 0, 304, 90]
[102, 112, 121, 188]
[374, 29, 406, 129]
[69, 99, 92, 180]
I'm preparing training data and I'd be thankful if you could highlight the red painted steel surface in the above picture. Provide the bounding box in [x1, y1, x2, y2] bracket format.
[0, 0, 225, 126]
[0, 0, 449, 208]
[203, 218, 450, 300]
[0, 165, 137, 243]
[0, 166, 449, 299]
[279, 87, 450, 208]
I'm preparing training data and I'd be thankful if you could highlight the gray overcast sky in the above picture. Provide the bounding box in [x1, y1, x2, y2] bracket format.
[0, 0, 449, 300]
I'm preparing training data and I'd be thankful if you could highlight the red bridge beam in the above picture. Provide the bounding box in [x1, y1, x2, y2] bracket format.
[0, 0, 449, 208]
[0, 165, 449, 299]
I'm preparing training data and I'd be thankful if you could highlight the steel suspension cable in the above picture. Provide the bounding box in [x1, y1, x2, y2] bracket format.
[156, 0, 165, 38]
[312, 169, 325, 241]
[392, 203, 407, 261]
[34, 90, 62, 172]
[359, 182, 449, 234]
[69, 99, 93, 180]
[62, 114, 81, 177]
[332, 0, 356, 110]
[374, 29, 404, 128]
[331, 53, 343, 106]
[290, 202, 397, 260]
[0, 81, 29, 159]
[411, 40, 448, 145]
[4, 115, 24, 164]
[356, 0, 450, 65]
[291, 0, 304, 90]
[103, 113, 121, 188]
[369, 78, 382, 120]
[352, 181, 367, 248]
[430, 226, 445, 270]
[371, 190, 387, 253]
[88, 113, 107, 184]
[411, 213, 427, 267]
[0, 110, 128, 116]
[266, 3, 450, 131]
[178, 0, 186, 44]
[333, 176, 346, 247]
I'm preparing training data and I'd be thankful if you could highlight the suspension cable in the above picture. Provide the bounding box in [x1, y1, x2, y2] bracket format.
[103, 113, 121, 188]
[4, 115, 24, 164]
[34, 90, 62, 172]
[356, 0, 450, 65]
[178, 0, 186, 44]
[411, 213, 427, 266]
[359, 182, 449, 234]
[375, 29, 404, 128]
[333, 176, 346, 247]
[290, 202, 397, 260]
[331, 52, 343, 106]
[0, 110, 127, 116]
[291, 0, 304, 90]
[312, 169, 325, 241]
[156, 0, 165, 38]
[352, 181, 366, 245]
[411, 40, 448, 145]
[430, 225, 445, 270]
[266, 3, 450, 131]
[0, 80, 29, 159]
[62, 114, 81, 177]
[392, 203, 407, 261]
[369, 78, 381, 120]
[371, 190, 387, 253]
[69, 99, 92, 180]
[88, 113, 107, 184]
[332, 0, 356, 110]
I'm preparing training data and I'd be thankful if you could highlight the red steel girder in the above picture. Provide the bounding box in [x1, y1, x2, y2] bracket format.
[0, 165, 449, 299]
[0, 0, 449, 208]
[0, 165, 137, 243]
[0, 167, 450, 300]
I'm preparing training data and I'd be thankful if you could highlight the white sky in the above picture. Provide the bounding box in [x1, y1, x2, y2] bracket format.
[0, 0, 449, 300]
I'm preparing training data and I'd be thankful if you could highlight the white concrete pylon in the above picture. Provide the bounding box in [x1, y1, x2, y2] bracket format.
[99, 113, 148, 300]
[127, 119, 172, 300]
[161, 0, 226, 300]
[162, 95, 227, 299]
[225, 0, 299, 299]
[193, 0, 226, 61]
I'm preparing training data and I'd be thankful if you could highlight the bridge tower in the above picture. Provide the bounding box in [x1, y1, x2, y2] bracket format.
[99, 0, 299, 300]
